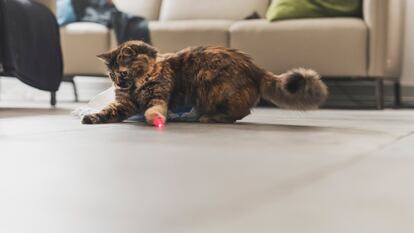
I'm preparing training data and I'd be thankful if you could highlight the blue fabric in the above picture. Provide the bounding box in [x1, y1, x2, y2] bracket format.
[57, 0, 76, 26]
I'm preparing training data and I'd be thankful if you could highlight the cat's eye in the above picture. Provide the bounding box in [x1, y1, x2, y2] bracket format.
[109, 72, 115, 79]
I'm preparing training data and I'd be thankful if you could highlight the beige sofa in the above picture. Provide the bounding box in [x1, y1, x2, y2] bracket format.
[37, 0, 405, 108]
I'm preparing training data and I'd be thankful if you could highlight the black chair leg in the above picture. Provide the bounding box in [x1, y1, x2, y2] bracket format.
[375, 79, 384, 110]
[50, 91, 56, 106]
[393, 80, 401, 108]
[71, 79, 79, 102]
[63, 76, 79, 102]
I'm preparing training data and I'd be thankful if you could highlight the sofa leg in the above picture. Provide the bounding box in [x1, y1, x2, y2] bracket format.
[393, 80, 401, 108]
[71, 79, 79, 102]
[63, 76, 79, 102]
[50, 91, 56, 107]
[375, 78, 384, 110]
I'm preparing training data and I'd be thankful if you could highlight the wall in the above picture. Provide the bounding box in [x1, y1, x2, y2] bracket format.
[401, 0, 414, 85]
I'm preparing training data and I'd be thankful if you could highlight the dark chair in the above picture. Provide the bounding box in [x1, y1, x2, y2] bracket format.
[0, 0, 63, 106]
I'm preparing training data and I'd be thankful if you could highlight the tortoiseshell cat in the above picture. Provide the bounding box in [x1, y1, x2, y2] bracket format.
[81, 40, 328, 126]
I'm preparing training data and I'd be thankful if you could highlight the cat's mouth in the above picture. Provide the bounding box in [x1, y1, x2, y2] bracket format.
[116, 81, 132, 89]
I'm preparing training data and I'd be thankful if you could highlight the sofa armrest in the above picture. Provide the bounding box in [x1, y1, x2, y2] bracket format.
[32, 0, 56, 15]
[364, 0, 406, 78]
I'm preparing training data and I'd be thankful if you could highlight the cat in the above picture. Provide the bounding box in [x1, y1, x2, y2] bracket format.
[81, 40, 328, 126]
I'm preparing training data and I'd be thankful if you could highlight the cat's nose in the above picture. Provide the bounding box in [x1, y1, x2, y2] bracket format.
[120, 71, 128, 78]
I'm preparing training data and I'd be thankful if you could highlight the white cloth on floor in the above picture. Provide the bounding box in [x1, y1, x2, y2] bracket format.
[72, 87, 199, 122]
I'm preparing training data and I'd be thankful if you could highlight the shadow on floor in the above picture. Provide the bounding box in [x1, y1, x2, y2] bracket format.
[124, 121, 381, 135]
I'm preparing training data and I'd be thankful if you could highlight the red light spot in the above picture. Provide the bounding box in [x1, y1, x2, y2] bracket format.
[153, 117, 165, 128]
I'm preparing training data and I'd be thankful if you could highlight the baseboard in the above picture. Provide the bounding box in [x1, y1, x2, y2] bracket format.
[322, 80, 414, 108]
[260, 80, 414, 109]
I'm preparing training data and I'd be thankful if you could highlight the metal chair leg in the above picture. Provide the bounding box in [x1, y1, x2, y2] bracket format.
[71, 79, 79, 102]
[50, 91, 56, 106]
[375, 79, 384, 110]
[394, 80, 401, 108]
[63, 76, 79, 102]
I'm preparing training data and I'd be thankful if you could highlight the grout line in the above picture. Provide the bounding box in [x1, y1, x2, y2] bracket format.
[180, 131, 414, 225]
[270, 131, 414, 195]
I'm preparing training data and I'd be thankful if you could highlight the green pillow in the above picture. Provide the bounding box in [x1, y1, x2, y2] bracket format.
[266, 0, 362, 22]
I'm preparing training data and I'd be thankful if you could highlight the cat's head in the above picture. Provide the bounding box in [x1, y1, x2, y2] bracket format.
[97, 40, 158, 89]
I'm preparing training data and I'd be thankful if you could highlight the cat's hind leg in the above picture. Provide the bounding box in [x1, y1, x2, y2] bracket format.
[199, 114, 238, 123]
[198, 91, 256, 124]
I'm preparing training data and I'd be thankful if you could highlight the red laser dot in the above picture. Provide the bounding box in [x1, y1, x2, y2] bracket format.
[153, 117, 165, 128]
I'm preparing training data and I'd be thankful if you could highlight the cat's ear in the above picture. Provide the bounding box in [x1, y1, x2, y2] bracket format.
[97, 51, 114, 65]
[121, 47, 137, 57]
[130, 43, 158, 58]
[143, 45, 158, 58]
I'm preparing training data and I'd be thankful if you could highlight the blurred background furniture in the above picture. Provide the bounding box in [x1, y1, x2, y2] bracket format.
[38, 0, 405, 109]
[0, 0, 63, 106]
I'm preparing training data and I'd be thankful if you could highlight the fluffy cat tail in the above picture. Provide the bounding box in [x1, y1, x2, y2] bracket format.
[260, 68, 328, 110]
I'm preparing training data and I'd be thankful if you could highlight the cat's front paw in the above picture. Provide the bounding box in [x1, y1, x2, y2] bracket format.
[81, 114, 102, 124]
[144, 108, 166, 127]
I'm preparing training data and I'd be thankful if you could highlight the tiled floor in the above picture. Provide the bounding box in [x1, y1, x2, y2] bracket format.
[1, 99, 414, 233]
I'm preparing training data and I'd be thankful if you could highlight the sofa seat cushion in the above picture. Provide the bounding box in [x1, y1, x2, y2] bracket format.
[149, 20, 234, 53]
[112, 0, 162, 20]
[159, 0, 269, 20]
[230, 18, 368, 76]
[60, 22, 109, 75]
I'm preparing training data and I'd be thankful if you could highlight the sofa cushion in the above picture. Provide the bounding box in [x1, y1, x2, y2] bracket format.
[266, 0, 362, 21]
[230, 18, 367, 76]
[60, 22, 109, 75]
[159, 0, 269, 21]
[149, 20, 233, 53]
[113, 0, 162, 20]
